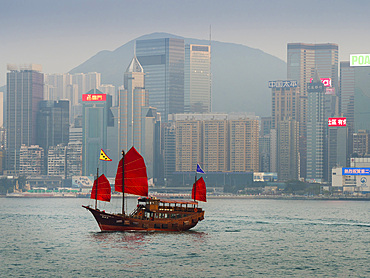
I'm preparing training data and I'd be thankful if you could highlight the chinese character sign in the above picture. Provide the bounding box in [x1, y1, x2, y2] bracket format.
[328, 117, 346, 127]
[82, 94, 107, 101]
[268, 80, 298, 88]
[342, 168, 370, 175]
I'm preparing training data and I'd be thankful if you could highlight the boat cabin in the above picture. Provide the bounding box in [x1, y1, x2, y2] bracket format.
[133, 197, 202, 220]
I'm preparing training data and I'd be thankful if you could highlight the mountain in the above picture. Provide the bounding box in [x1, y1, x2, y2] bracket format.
[70, 32, 286, 116]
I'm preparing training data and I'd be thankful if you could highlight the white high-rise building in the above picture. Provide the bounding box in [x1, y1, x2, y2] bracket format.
[185, 44, 211, 113]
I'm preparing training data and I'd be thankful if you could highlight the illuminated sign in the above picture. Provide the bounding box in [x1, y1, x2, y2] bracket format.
[328, 117, 346, 127]
[309, 78, 332, 87]
[350, 54, 370, 67]
[268, 80, 297, 88]
[342, 168, 370, 175]
[82, 94, 106, 101]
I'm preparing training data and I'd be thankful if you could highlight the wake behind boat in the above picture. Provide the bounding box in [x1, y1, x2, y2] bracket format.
[83, 147, 206, 232]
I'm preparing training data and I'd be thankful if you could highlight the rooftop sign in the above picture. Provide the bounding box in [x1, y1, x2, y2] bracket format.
[268, 80, 297, 88]
[82, 94, 106, 102]
[328, 117, 346, 127]
[350, 54, 370, 67]
[309, 78, 331, 87]
[342, 168, 370, 175]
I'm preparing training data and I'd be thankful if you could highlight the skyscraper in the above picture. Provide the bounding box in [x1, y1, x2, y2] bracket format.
[185, 44, 211, 113]
[37, 100, 70, 154]
[306, 74, 325, 181]
[287, 43, 338, 137]
[270, 81, 300, 129]
[119, 56, 148, 153]
[277, 119, 300, 181]
[328, 125, 348, 182]
[136, 38, 184, 122]
[353, 67, 370, 132]
[82, 89, 113, 176]
[6, 64, 44, 174]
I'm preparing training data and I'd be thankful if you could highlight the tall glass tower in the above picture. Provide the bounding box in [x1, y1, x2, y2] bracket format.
[287, 43, 338, 137]
[185, 44, 211, 113]
[136, 38, 184, 122]
[82, 89, 113, 176]
[306, 74, 325, 182]
[6, 64, 44, 174]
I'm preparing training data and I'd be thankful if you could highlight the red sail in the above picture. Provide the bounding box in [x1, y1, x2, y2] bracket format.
[115, 147, 148, 197]
[191, 177, 207, 202]
[90, 174, 111, 202]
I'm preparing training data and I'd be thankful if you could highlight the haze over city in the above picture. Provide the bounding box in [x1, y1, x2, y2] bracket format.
[1, 0, 370, 86]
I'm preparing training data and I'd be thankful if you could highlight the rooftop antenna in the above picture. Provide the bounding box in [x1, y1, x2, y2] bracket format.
[134, 40, 136, 57]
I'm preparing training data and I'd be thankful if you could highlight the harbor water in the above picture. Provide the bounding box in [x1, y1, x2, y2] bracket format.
[0, 198, 369, 277]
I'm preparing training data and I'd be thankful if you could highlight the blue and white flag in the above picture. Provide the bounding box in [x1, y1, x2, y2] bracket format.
[196, 164, 205, 174]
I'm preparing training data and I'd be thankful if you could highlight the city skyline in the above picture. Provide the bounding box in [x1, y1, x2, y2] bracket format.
[1, 0, 370, 86]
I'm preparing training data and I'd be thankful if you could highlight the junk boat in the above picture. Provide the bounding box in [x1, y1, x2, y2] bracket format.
[83, 147, 207, 232]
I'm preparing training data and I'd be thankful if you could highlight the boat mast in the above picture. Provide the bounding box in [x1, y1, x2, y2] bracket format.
[194, 172, 197, 203]
[122, 150, 125, 215]
[95, 167, 99, 209]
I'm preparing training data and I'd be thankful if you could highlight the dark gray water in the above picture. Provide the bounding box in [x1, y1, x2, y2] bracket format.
[0, 198, 369, 277]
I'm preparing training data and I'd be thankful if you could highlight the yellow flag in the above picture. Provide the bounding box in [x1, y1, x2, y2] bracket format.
[99, 149, 112, 161]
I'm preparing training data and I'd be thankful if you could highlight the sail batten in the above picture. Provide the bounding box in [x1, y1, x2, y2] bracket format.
[114, 147, 148, 197]
[91, 174, 111, 202]
[192, 177, 207, 202]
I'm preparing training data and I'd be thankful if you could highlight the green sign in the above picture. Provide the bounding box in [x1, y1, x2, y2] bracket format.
[350, 54, 370, 67]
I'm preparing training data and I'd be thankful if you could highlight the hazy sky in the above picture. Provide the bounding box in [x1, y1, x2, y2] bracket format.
[1, 0, 369, 86]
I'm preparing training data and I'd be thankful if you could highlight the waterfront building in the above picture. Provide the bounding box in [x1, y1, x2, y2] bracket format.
[47, 144, 67, 177]
[19, 144, 44, 176]
[136, 38, 185, 122]
[82, 89, 113, 176]
[352, 130, 370, 157]
[203, 116, 229, 172]
[277, 119, 300, 181]
[6, 64, 44, 174]
[327, 123, 348, 182]
[184, 44, 211, 113]
[259, 117, 272, 172]
[66, 141, 82, 178]
[332, 157, 370, 194]
[229, 114, 259, 172]
[175, 117, 202, 172]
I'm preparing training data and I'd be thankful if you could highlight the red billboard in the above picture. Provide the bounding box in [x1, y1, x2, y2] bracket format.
[328, 117, 346, 127]
[310, 77, 332, 87]
[82, 94, 106, 102]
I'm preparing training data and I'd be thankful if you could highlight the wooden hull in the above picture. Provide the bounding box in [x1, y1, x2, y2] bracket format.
[83, 205, 205, 232]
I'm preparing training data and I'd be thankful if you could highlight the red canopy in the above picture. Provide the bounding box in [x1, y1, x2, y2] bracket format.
[90, 174, 111, 202]
[191, 177, 207, 202]
[115, 147, 148, 197]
